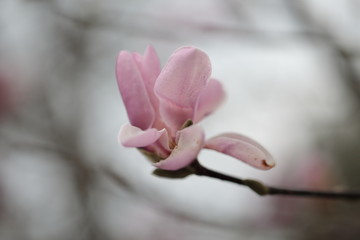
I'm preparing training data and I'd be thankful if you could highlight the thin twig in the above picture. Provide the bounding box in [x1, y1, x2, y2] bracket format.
[191, 160, 360, 200]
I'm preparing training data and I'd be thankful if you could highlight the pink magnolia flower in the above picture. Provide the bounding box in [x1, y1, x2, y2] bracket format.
[116, 46, 275, 171]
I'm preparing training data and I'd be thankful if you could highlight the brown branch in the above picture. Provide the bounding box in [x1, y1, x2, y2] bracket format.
[191, 160, 360, 200]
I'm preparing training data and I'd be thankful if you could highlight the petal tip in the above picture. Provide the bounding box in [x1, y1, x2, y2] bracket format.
[118, 124, 165, 148]
[173, 46, 210, 63]
[116, 50, 130, 63]
[262, 158, 276, 169]
[153, 161, 163, 168]
[152, 160, 174, 170]
[153, 158, 196, 171]
[146, 45, 156, 53]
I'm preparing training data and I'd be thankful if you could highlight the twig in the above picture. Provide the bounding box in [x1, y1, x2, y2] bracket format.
[191, 160, 360, 200]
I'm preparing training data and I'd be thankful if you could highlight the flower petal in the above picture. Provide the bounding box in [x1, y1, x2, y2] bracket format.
[132, 46, 161, 108]
[154, 125, 205, 170]
[193, 78, 225, 123]
[140, 46, 161, 89]
[144, 129, 172, 159]
[204, 133, 275, 170]
[154, 47, 212, 134]
[119, 123, 165, 148]
[116, 51, 155, 130]
[140, 46, 165, 129]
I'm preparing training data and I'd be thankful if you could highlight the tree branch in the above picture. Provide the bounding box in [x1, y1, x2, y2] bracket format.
[191, 160, 360, 200]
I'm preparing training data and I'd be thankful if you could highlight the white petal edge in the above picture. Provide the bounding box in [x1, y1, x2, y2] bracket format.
[119, 123, 165, 148]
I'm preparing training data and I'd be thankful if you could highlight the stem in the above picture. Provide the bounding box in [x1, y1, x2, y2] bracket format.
[191, 160, 360, 200]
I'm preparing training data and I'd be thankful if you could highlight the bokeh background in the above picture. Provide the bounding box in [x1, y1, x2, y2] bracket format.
[1, 0, 360, 239]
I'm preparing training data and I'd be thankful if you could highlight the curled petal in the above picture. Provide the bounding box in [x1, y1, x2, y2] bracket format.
[145, 129, 172, 159]
[119, 123, 165, 148]
[193, 78, 225, 123]
[155, 47, 212, 134]
[116, 51, 155, 130]
[204, 133, 275, 170]
[154, 125, 205, 170]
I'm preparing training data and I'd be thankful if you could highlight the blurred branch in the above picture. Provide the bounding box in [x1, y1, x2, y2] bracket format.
[287, 0, 360, 110]
[336, 49, 360, 109]
[104, 165, 247, 232]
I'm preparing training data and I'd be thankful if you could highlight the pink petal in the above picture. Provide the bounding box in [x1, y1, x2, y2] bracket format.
[154, 47, 212, 134]
[140, 46, 161, 89]
[154, 125, 205, 170]
[116, 51, 155, 130]
[193, 78, 225, 123]
[119, 123, 165, 148]
[140, 46, 165, 129]
[145, 128, 172, 159]
[132, 46, 161, 107]
[204, 133, 275, 170]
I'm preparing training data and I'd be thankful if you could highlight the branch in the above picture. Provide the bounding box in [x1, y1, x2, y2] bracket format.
[191, 160, 360, 200]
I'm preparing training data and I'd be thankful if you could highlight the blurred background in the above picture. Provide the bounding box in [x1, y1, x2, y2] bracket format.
[0, 0, 360, 239]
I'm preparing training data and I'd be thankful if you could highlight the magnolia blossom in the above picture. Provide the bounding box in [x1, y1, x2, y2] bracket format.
[116, 46, 275, 171]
